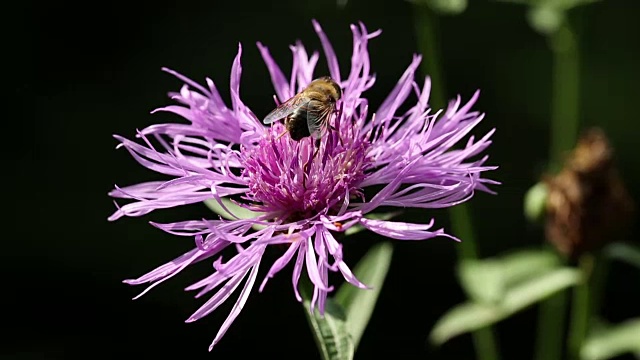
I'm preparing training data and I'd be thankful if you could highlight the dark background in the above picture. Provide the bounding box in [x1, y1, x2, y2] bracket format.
[8, 0, 639, 359]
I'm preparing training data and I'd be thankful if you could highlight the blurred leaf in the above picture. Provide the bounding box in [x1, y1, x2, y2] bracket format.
[431, 267, 581, 344]
[430, 302, 501, 345]
[344, 226, 364, 237]
[581, 318, 640, 360]
[524, 182, 549, 223]
[493, 0, 529, 4]
[335, 242, 394, 349]
[502, 267, 581, 310]
[301, 282, 354, 360]
[421, 0, 468, 15]
[605, 243, 640, 269]
[499, 249, 560, 285]
[495, 0, 600, 9]
[528, 5, 565, 34]
[495, 0, 601, 35]
[458, 249, 560, 304]
[344, 212, 399, 236]
[458, 259, 504, 304]
[204, 198, 266, 230]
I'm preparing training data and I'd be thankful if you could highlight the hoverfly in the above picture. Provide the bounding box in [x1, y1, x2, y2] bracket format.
[263, 76, 342, 142]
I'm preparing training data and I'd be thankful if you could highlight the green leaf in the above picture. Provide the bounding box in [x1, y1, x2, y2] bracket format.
[527, 5, 565, 35]
[422, 0, 468, 15]
[457, 249, 560, 304]
[524, 182, 548, 223]
[494, 0, 601, 35]
[301, 282, 354, 360]
[335, 242, 394, 349]
[501, 267, 581, 311]
[605, 243, 640, 269]
[430, 302, 502, 345]
[581, 318, 640, 360]
[431, 267, 582, 345]
[204, 198, 265, 230]
[499, 249, 561, 286]
[458, 259, 504, 304]
[494, 0, 601, 9]
[492, 0, 529, 4]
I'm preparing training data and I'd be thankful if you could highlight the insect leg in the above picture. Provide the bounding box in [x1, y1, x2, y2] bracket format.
[275, 116, 291, 140]
[334, 103, 344, 146]
[276, 131, 288, 140]
[313, 137, 321, 159]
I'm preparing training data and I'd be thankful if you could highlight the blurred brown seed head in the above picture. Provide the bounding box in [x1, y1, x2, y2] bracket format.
[544, 128, 634, 258]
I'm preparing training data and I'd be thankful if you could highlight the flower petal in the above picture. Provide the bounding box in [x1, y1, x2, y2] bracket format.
[209, 257, 261, 350]
[257, 42, 291, 102]
[306, 236, 332, 292]
[186, 268, 248, 323]
[124, 247, 221, 299]
[259, 240, 301, 292]
[360, 218, 458, 241]
[312, 19, 341, 82]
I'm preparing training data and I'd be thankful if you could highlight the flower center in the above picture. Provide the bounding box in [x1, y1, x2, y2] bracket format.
[241, 122, 371, 220]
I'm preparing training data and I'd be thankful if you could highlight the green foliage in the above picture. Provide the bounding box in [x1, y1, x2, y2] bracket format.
[302, 243, 394, 359]
[431, 251, 581, 345]
[457, 249, 561, 304]
[528, 5, 565, 36]
[422, 0, 468, 15]
[495, 0, 600, 9]
[496, 0, 601, 34]
[335, 242, 394, 349]
[581, 318, 640, 360]
[605, 243, 640, 269]
[302, 293, 355, 360]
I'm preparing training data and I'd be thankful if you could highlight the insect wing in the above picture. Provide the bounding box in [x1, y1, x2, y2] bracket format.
[263, 94, 310, 124]
[306, 100, 333, 139]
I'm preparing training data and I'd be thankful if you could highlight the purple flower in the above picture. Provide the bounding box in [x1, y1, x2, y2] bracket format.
[109, 20, 498, 350]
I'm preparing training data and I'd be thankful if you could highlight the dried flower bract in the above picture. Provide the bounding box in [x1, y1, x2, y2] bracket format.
[545, 128, 634, 258]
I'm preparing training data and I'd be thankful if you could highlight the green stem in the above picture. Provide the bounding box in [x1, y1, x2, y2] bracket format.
[567, 255, 593, 360]
[588, 252, 608, 320]
[449, 199, 478, 259]
[413, 5, 446, 109]
[414, 5, 499, 360]
[549, 22, 580, 170]
[535, 20, 582, 360]
[534, 286, 568, 360]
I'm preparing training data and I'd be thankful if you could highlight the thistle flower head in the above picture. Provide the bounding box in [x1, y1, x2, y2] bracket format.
[241, 118, 370, 218]
[109, 20, 498, 351]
